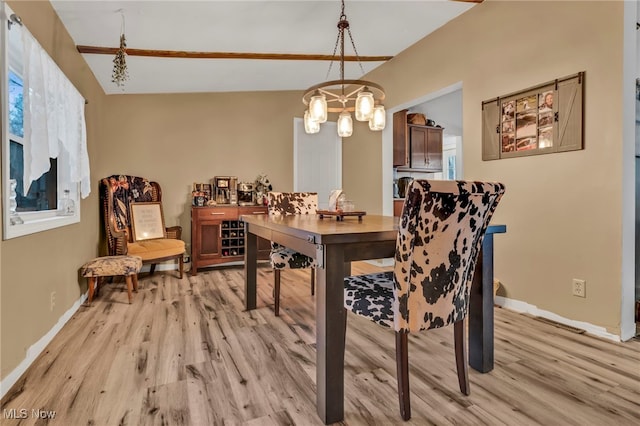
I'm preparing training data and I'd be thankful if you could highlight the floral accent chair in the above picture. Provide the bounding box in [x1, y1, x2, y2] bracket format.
[267, 192, 318, 316]
[100, 175, 185, 279]
[344, 179, 505, 421]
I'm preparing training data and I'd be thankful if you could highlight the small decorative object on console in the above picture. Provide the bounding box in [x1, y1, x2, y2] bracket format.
[254, 174, 273, 206]
[192, 183, 212, 206]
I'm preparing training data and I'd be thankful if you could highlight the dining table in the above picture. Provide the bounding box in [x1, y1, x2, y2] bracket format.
[242, 213, 506, 424]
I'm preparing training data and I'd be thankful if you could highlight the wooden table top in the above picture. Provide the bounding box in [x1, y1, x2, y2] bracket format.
[241, 214, 399, 245]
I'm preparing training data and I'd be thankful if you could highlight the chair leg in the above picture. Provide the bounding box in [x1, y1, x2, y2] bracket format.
[178, 256, 184, 279]
[454, 319, 470, 396]
[150, 264, 156, 275]
[274, 269, 281, 316]
[310, 269, 315, 296]
[395, 330, 411, 421]
[132, 274, 139, 292]
[125, 276, 134, 304]
[87, 277, 96, 305]
[95, 276, 103, 297]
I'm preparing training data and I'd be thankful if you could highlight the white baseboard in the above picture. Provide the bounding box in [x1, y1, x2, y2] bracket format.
[0, 292, 87, 399]
[494, 296, 621, 342]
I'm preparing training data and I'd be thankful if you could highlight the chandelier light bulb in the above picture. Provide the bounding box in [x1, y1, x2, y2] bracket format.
[355, 88, 374, 121]
[309, 92, 328, 123]
[304, 110, 320, 134]
[337, 111, 353, 138]
[368, 105, 386, 131]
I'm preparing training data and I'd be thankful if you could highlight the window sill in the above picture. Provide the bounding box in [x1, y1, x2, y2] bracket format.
[3, 211, 80, 239]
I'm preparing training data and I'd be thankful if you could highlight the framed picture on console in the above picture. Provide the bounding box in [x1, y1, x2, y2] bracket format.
[130, 202, 166, 241]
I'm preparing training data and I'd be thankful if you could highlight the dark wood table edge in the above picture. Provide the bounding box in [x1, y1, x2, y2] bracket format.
[469, 224, 507, 373]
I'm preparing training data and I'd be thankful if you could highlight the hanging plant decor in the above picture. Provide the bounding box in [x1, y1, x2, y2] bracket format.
[112, 33, 128, 87]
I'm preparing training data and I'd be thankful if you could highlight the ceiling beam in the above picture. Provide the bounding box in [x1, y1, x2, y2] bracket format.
[76, 46, 393, 62]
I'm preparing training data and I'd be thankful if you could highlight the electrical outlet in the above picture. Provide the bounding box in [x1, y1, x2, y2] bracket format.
[572, 279, 586, 298]
[50, 291, 56, 311]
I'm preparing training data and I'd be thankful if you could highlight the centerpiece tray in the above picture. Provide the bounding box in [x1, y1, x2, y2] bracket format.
[317, 210, 366, 221]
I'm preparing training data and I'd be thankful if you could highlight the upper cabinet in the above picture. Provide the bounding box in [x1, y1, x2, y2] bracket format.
[393, 110, 409, 167]
[408, 125, 443, 172]
[393, 110, 443, 172]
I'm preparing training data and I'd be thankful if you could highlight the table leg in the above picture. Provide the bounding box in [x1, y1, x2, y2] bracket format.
[316, 244, 346, 424]
[244, 228, 258, 311]
[468, 234, 496, 373]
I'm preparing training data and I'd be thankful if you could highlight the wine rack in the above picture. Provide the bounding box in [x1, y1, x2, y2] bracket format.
[221, 220, 246, 257]
[191, 205, 269, 275]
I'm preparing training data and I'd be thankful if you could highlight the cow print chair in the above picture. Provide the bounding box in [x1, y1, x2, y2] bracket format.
[267, 192, 318, 316]
[344, 180, 505, 421]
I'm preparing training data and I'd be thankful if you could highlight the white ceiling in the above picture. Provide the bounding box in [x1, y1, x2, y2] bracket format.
[50, 1, 477, 95]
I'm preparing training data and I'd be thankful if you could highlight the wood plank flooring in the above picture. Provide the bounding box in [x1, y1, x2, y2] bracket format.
[2, 262, 639, 426]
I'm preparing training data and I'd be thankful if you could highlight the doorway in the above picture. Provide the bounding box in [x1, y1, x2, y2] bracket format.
[382, 83, 463, 216]
[293, 118, 341, 210]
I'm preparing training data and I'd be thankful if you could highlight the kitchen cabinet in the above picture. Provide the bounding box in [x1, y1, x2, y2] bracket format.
[393, 110, 443, 172]
[393, 199, 404, 217]
[393, 109, 409, 167]
[191, 205, 269, 275]
[408, 125, 443, 172]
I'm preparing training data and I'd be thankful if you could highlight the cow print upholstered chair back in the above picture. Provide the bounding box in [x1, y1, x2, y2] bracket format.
[267, 192, 318, 217]
[343, 179, 505, 421]
[393, 180, 505, 333]
[266, 192, 318, 316]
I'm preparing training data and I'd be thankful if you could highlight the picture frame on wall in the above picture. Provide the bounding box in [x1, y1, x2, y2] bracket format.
[482, 71, 584, 160]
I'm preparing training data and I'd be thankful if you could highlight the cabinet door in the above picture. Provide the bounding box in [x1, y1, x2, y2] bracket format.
[410, 126, 428, 169]
[197, 220, 222, 259]
[425, 128, 443, 172]
[409, 126, 443, 172]
[393, 110, 409, 167]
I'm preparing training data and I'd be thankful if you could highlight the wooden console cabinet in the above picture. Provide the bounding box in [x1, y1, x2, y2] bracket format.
[191, 205, 269, 275]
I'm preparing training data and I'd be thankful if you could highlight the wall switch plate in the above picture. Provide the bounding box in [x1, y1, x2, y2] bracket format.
[50, 291, 56, 311]
[572, 279, 586, 298]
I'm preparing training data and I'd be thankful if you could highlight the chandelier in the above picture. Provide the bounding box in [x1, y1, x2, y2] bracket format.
[302, 0, 386, 137]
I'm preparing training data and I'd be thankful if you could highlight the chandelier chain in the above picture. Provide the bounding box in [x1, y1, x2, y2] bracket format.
[325, 27, 341, 81]
[346, 27, 365, 76]
[325, 1, 366, 82]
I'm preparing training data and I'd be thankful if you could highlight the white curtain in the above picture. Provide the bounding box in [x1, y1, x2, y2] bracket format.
[21, 27, 90, 198]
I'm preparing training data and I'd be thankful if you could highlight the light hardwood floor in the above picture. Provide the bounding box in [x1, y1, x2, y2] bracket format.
[2, 262, 639, 426]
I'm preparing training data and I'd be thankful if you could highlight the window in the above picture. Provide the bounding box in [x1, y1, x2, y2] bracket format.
[8, 71, 58, 213]
[2, 5, 90, 239]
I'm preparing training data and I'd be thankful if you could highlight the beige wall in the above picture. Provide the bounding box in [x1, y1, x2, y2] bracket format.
[0, 0, 631, 385]
[1, 1, 106, 379]
[350, 0, 627, 334]
[97, 91, 303, 253]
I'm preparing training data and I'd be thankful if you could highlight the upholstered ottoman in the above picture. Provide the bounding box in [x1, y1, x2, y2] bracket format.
[81, 255, 143, 305]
